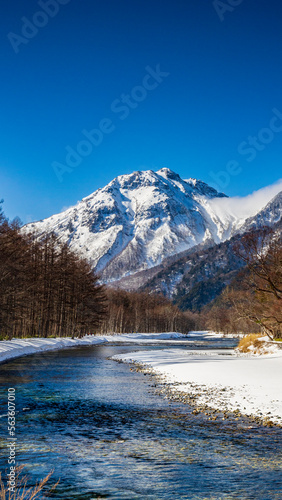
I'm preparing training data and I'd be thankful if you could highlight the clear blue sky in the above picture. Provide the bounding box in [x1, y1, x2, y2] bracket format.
[1, 0, 282, 223]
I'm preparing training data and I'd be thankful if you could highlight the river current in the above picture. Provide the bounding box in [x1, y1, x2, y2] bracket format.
[0, 337, 281, 499]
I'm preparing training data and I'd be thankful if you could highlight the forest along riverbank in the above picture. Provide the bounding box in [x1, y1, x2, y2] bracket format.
[112, 333, 282, 427]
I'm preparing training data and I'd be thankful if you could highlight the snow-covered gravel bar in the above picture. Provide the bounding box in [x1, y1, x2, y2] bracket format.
[113, 337, 282, 426]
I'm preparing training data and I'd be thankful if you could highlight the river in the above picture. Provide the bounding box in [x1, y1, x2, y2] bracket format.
[0, 336, 281, 499]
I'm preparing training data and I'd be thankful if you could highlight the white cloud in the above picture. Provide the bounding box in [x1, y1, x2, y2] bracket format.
[210, 179, 282, 221]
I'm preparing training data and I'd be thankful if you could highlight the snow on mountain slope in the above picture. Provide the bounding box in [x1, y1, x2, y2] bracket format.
[25, 168, 229, 282]
[238, 190, 282, 233]
[24, 169, 282, 284]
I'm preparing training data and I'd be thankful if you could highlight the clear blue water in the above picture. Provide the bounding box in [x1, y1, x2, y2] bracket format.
[0, 337, 281, 499]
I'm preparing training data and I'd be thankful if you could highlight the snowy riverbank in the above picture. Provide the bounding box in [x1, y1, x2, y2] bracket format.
[113, 335, 282, 426]
[2, 331, 281, 426]
[0, 332, 187, 364]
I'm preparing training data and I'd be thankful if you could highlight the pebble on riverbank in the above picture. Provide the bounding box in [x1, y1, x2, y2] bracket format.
[126, 361, 281, 429]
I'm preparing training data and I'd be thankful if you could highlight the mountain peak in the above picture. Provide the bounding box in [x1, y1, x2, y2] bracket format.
[157, 167, 181, 180]
[24, 168, 280, 285]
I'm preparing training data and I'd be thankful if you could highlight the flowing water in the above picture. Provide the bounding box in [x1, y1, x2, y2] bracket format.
[0, 337, 281, 499]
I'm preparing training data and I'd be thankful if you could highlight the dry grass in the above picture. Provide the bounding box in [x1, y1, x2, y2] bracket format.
[237, 334, 263, 354]
[0, 466, 59, 500]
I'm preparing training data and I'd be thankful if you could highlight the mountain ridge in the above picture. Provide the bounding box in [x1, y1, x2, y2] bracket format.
[24, 168, 282, 287]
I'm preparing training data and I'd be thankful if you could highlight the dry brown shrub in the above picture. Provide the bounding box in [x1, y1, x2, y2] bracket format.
[237, 334, 263, 353]
[0, 466, 59, 500]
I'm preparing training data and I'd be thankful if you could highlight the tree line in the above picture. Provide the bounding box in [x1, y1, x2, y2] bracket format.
[0, 204, 106, 340]
[98, 288, 199, 334]
[0, 204, 197, 339]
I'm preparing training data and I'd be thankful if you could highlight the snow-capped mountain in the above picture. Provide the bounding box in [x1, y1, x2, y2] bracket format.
[24, 168, 282, 283]
[25, 168, 227, 281]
